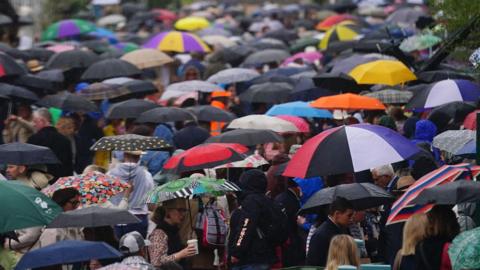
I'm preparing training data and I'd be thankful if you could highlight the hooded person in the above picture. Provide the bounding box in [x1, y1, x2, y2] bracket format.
[410, 119, 442, 165]
[177, 59, 206, 81]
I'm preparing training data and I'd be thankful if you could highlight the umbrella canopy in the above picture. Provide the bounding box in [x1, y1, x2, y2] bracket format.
[202, 35, 236, 48]
[227, 115, 299, 133]
[284, 124, 419, 178]
[162, 143, 249, 175]
[410, 180, 480, 205]
[145, 177, 240, 203]
[166, 80, 222, 93]
[275, 115, 310, 133]
[47, 206, 140, 228]
[90, 134, 171, 151]
[329, 53, 393, 74]
[239, 82, 293, 103]
[416, 70, 475, 83]
[97, 14, 126, 27]
[449, 227, 480, 270]
[205, 129, 283, 146]
[152, 8, 177, 22]
[310, 93, 386, 110]
[316, 14, 358, 31]
[0, 181, 62, 233]
[266, 101, 333, 118]
[207, 68, 259, 84]
[406, 80, 480, 110]
[81, 59, 142, 82]
[282, 51, 323, 66]
[0, 52, 26, 78]
[386, 7, 425, 28]
[16, 240, 122, 270]
[186, 105, 236, 122]
[0, 143, 59, 165]
[242, 49, 290, 66]
[197, 26, 232, 37]
[364, 89, 413, 104]
[175, 16, 210, 31]
[400, 34, 442, 52]
[290, 77, 335, 102]
[45, 49, 99, 71]
[143, 31, 210, 53]
[121, 48, 173, 69]
[43, 172, 130, 206]
[349, 60, 417, 86]
[319, 23, 360, 50]
[213, 153, 269, 169]
[77, 82, 129, 101]
[300, 183, 393, 214]
[41, 19, 96, 41]
[0, 83, 38, 103]
[428, 101, 476, 131]
[37, 92, 98, 112]
[105, 78, 158, 98]
[312, 72, 370, 93]
[136, 107, 195, 123]
[433, 130, 476, 156]
[106, 99, 158, 119]
[463, 109, 480, 130]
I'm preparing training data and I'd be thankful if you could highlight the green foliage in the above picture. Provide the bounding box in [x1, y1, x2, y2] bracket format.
[41, 0, 89, 27]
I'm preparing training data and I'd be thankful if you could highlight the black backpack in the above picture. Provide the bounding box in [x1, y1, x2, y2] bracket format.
[258, 199, 289, 246]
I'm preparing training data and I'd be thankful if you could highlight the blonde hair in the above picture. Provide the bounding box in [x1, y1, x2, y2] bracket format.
[82, 165, 107, 174]
[326, 235, 360, 270]
[401, 213, 428, 255]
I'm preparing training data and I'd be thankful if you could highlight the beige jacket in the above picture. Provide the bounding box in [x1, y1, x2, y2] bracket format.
[2, 117, 35, 143]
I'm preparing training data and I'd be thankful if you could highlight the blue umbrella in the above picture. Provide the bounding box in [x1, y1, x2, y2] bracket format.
[266, 101, 333, 118]
[15, 240, 122, 270]
[88, 27, 118, 43]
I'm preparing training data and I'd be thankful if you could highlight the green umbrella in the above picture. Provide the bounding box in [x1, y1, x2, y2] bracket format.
[399, 34, 442, 52]
[290, 37, 320, 53]
[449, 226, 480, 270]
[0, 181, 62, 233]
[145, 177, 240, 204]
[41, 19, 96, 41]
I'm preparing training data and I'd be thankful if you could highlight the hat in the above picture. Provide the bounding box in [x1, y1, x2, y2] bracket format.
[393, 176, 415, 193]
[26, 60, 44, 72]
[124, 151, 146, 156]
[119, 231, 150, 254]
[333, 110, 351, 120]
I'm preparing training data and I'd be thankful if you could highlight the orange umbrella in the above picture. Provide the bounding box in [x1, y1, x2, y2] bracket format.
[316, 14, 357, 31]
[310, 93, 386, 110]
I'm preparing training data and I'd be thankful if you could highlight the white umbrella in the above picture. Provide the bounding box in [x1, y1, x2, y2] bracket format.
[207, 68, 260, 84]
[96, 14, 126, 27]
[166, 80, 223, 93]
[227, 115, 299, 133]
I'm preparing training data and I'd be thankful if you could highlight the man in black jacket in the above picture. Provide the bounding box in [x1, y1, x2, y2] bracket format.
[306, 197, 354, 266]
[228, 169, 277, 270]
[27, 108, 73, 179]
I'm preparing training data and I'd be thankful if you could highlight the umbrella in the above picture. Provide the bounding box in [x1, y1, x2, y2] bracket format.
[78, 83, 130, 101]
[228, 115, 299, 133]
[410, 180, 480, 205]
[239, 82, 293, 103]
[300, 183, 394, 214]
[406, 80, 480, 110]
[166, 80, 222, 93]
[349, 60, 417, 86]
[433, 130, 476, 156]
[37, 92, 98, 112]
[312, 72, 370, 93]
[207, 68, 259, 84]
[41, 19, 96, 41]
[201, 35, 236, 47]
[82, 40, 112, 54]
[0, 83, 38, 103]
[81, 59, 142, 82]
[143, 31, 211, 53]
[282, 51, 323, 66]
[113, 42, 139, 53]
[319, 23, 361, 50]
[250, 38, 288, 51]
[329, 53, 393, 74]
[46, 44, 76, 53]
[316, 14, 358, 31]
[0, 52, 26, 78]
[162, 143, 249, 175]
[416, 70, 475, 83]
[0, 181, 62, 233]
[97, 14, 126, 27]
[0, 143, 59, 165]
[275, 115, 310, 133]
[386, 7, 425, 28]
[364, 89, 413, 104]
[47, 206, 140, 228]
[263, 29, 299, 44]
[106, 99, 158, 119]
[152, 8, 177, 22]
[449, 227, 480, 270]
[290, 76, 335, 101]
[205, 129, 283, 146]
[45, 49, 99, 71]
[290, 37, 321, 53]
[283, 124, 419, 178]
[15, 240, 122, 270]
[136, 107, 195, 123]
[209, 45, 256, 67]
[428, 101, 476, 131]
[121, 48, 173, 69]
[463, 109, 480, 130]
[387, 163, 480, 224]
[145, 177, 240, 203]
[242, 49, 291, 66]
[186, 105, 236, 122]
[197, 26, 232, 37]
[18, 48, 54, 62]
[106, 78, 158, 98]
[213, 153, 269, 169]
[310, 93, 386, 110]
[266, 101, 333, 118]
[90, 134, 171, 151]
[175, 16, 210, 31]
[43, 172, 130, 206]
[249, 19, 284, 32]
[400, 34, 442, 52]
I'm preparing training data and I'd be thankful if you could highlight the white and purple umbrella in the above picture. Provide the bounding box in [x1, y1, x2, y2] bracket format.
[406, 79, 480, 110]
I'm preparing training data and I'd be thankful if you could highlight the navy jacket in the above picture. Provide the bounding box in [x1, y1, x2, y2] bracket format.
[306, 218, 346, 266]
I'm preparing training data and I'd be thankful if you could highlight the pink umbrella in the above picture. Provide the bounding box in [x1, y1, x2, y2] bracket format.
[46, 44, 76, 53]
[282, 51, 322, 66]
[463, 109, 480, 130]
[275, 115, 310, 133]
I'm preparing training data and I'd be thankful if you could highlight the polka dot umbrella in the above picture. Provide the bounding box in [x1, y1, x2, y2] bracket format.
[90, 134, 172, 151]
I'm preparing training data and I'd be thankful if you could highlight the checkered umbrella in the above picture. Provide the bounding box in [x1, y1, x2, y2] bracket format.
[364, 89, 413, 104]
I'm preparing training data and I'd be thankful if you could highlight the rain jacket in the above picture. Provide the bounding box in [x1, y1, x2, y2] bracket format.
[411, 119, 441, 164]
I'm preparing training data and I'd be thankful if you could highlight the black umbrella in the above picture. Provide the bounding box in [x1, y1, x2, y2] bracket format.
[45, 50, 99, 71]
[47, 206, 140, 228]
[313, 72, 370, 93]
[242, 49, 290, 66]
[37, 92, 98, 112]
[410, 180, 480, 205]
[239, 82, 293, 103]
[9, 72, 63, 96]
[0, 52, 26, 78]
[210, 45, 256, 67]
[300, 183, 394, 214]
[290, 77, 335, 101]
[20, 48, 54, 62]
[250, 38, 289, 51]
[136, 107, 195, 123]
[81, 40, 112, 54]
[81, 59, 141, 82]
[186, 105, 236, 122]
[416, 70, 476, 83]
[0, 83, 38, 103]
[118, 79, 158, 97]
[205, 129, 283, 146]
[100, 50, 124, 60]
[90, 134, 171, 151]
[0, 143, 59, 165]
[106, 99, 158, 119]
[428, 101, 476, 131]
[78, 82, 130, 101]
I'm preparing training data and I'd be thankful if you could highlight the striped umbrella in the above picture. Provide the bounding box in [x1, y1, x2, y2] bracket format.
[319, 23, 361, 50]
[387, 163, 480, 225]
[42, 19, 96, 41]
[316, 14, 358, 31]
[143, 31, 210, 53]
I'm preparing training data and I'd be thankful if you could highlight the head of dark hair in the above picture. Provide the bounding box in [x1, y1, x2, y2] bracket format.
[51, 188, 80, 207]
[130, 125, 153, 136]
[152, 206, 166, 225]
[426, 205, 460, 241]
[328, 197, 354, 216]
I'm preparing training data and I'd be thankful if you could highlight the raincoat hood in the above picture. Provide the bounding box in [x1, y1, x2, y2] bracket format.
[414, 119, 437, 142]
[239, 169, 267, 193]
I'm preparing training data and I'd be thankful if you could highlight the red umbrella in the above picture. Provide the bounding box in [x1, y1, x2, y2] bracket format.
[162, 143, 249, 175]
[463, 109, 480, 130]
[275, 115, 310, 133]
[315, 14, 357, 31]
[152, 9, 177, 22]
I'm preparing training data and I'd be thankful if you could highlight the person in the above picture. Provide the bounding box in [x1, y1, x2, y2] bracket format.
[228, 169, 278, 270]
[393, 213, 428, 270]
[55, 116, 77, 171]
[415, 205, 459, 270]
[118, 231, 155, 270]
[209, 91, 231, 136]
[306, 197, 354, 267]
[371, 164, 396, 193]
[108, 151, 154, 238]
[2, 104, 35, 143]
[5, 164, 51, 190]
[325, 235, 361, 270]
[27, 108, 73, 178]
[148, 199, 196, 269]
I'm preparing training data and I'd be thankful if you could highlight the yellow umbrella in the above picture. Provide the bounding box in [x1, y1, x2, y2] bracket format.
[175, 16, 210, 31]
[348, 60, 417, 86]
[319, 22, 360, 50]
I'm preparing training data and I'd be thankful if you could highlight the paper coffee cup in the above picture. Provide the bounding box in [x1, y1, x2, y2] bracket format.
[187, 239, 198, 255]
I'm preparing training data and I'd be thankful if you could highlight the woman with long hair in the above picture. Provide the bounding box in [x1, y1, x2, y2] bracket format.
[326, 235, 361, 270]
[393, 213, 428, 270]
